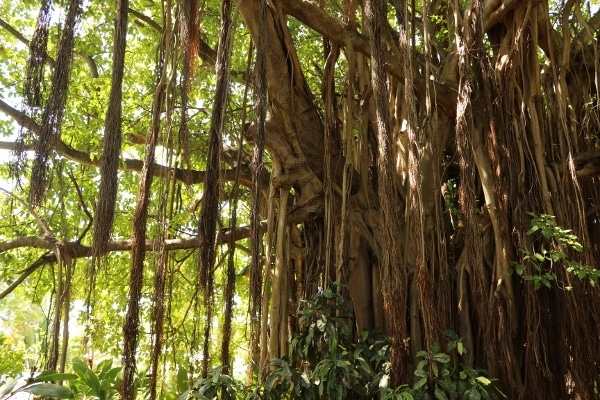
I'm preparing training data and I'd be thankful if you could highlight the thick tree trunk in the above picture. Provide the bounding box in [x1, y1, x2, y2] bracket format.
[238, 1, 600, 398]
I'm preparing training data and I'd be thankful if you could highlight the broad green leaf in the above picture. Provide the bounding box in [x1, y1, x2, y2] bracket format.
[96, 359, 113, 374]
[31, 371, 78, 383]
[22, 383, 74, 398]
[416, 350, 429, 358]
[177, 367, 189, 394]
[413, 377, 427, 390]
[432, 362, 439, 377]
[468, 388, 482, 400]
[526, 225, 539, 235]
[72, 358, 90, 377]
[0, 378, 20, 397]
[434, 386, 448, 400]
[83, 369, 102, 395]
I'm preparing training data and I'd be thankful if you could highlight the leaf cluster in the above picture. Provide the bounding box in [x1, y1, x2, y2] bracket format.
[409, 331, 503, 400]
[181, 284, 503, 400]
[512, 213, 600, 289]
[0, 358, 122, 400]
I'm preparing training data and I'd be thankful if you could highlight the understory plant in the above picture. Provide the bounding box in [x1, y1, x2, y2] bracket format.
[1, 286, 502, 400]
[0, 358, 125, 400]
[183, 283, 502, 400]
[409, 331, 503, 400]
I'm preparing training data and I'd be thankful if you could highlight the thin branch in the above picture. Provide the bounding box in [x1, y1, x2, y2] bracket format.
[0, 188, 55, 238]
[0, 17, 57, 68]
[0, 17, 98, 77]
[67, 169, 94, 241]
[0, 252, 53, 300]
[128, 7, 218, 67]
[0, 222, 265, 255]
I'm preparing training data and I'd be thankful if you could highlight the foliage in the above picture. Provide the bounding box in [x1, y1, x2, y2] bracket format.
[291, 284, 354, 366]
[0, 334, 25, 386]
[285, 283, 391, 399]
[512, 213, 600, 290]
[182, 285, 502, 400]
[0, 370, 78, 399]
[181, 283, 395, 399]
[0, 358, 124, 400]
[69, 358, 122, 400]
[410, 331, 503, 400]
[180, 366, 243, 400]
[442, 178, 462, 230]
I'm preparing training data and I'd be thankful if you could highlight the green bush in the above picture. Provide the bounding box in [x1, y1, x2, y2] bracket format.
[182, 283, 503, 400]
[410, 331, 503, 400]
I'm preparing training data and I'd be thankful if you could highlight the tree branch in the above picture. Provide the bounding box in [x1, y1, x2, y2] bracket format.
[128, 7, 217, 67]
[0, 222, 266, 299]
[127, 8, 162, 32]
[0, 188, 55, 238]
[0, 252, 54, 300]
[280, 0, 458, 115]
[0, 99, 269, 188]
[573, 150, 600, 179]
[0, 17, 98, 77]
[0, 223, 264, 255]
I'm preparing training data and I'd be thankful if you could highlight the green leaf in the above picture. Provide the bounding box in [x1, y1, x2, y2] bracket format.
[83, 369, 102, 395]
[416, 359, 429, 371]
[413, 378, 427, 390]
[31, 371, 78, 383]
[526, 225, 539, 235]
[95, 359, 113, 374]
[0, 378, 20, 397]
[177, 367, 189, 393]
[22, 383, 74, 398]
[434, 386, 449, 400]
[475, 376, 492, 386]
[416, 350, 429, 358]
[572, 243, 583, 252]
[72, 358, 90, 377]
[468, 388, 482, 400]
[432, 353, 450, 363]
[413, 377, 427, 390]
[457, 341, 465, 356]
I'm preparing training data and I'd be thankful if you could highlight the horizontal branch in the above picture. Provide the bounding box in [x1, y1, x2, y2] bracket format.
[0, 17, 98, 77]
[0, 222, 266, 299]
[0, 222, 264, 256]
[573, 150, 600, 179]
[0, 99, 269, 188]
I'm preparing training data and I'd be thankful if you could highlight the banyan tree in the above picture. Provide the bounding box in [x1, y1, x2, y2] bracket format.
[1, 0, 600, 398]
